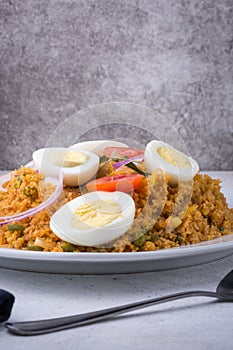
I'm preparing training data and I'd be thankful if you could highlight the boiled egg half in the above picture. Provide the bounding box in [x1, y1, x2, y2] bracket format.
[33, 147, 99, 186]
[50, 191, 135, 246]
[71, 140, 128, 156]
[145, 140, 199, 185]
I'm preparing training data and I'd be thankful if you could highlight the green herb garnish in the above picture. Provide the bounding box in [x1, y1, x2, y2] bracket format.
[133, 234, 147, 247]
[23, 186, 38, 198]
[112, 157, 148, 177]
[17, 232, 24, 238]
[27, 245, 43, 251]
[14, 176, 23, 189]
[8, 224, 25, 232]
[99, 155, 109, 163]
[126, 162, 148, 176]
[150, 234, 159, 241]
[175, 234, 184, 244]
[61, 243, 76, 252]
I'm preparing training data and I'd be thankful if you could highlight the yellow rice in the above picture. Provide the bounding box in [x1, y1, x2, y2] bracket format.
[0, 165, 232, 253]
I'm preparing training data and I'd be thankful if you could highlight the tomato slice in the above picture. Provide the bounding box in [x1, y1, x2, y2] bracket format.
[86, 174, 144, 193]
[103, 147, 144, 159]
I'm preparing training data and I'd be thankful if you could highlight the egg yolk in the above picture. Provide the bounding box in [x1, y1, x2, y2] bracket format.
[62, 150, 89, 167]
[157, 147, 191, 168]
[72, 200, 122, 230]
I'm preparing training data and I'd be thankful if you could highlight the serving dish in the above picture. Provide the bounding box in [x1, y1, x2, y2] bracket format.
[0, 171, 232, 274]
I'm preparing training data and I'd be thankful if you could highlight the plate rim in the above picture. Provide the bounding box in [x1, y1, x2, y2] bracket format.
[0, 233, 233, 262]
[0, 170, 232, 272]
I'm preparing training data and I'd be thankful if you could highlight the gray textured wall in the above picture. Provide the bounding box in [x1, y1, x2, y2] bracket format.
[0, 0, 233, 170]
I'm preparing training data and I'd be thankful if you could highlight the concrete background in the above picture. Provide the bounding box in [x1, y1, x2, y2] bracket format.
[0, 0, 232, 170]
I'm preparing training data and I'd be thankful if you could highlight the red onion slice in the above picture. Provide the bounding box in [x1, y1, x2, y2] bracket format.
[0, 170, 63, 226]
[113, 155, 144, 170]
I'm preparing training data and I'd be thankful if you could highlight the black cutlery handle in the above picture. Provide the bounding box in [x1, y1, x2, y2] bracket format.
[0, 289, 15, 323]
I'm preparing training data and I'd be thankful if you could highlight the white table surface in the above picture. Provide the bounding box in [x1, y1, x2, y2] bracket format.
[0, 171, 233, 350]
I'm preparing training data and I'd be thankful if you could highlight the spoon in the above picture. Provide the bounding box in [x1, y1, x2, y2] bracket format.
[5, 269, 233, 336]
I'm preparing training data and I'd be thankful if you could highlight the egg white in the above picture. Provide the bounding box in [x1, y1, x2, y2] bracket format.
[50, 191, 135, 247]
[32, 147, 99, 186]
[144, 140, 199, 185]
[71, 140, 129, 156]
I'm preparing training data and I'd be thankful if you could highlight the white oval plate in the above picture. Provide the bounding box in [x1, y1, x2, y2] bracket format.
[0, 171, 232, 274]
